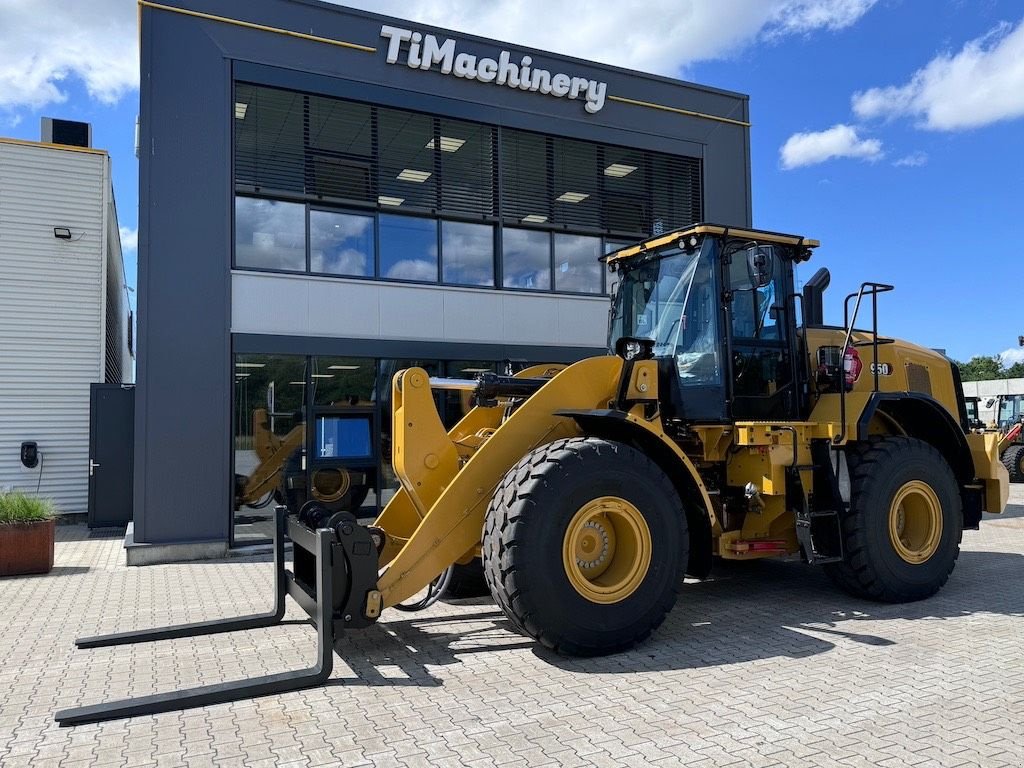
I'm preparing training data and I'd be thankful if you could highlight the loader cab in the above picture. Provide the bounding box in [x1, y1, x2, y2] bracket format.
[608, 226, 809, 424]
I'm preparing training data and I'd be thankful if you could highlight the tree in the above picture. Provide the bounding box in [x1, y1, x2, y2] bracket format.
[957, 355, 1003, 382]
[1004, 361, 1024, 379]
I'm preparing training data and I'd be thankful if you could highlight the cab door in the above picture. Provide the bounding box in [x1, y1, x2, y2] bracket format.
[726, 246, 799, 421]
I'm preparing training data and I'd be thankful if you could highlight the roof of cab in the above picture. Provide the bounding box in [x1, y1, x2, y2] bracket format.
[606, 223, 820, 263]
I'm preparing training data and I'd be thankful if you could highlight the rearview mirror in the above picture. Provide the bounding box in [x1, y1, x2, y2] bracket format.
[746, 245, 775, 289]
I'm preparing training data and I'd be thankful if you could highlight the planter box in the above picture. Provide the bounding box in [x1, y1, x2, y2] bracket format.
[0, 519, 55, 576]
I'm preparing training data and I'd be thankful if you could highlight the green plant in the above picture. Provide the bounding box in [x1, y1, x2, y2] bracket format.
[0, 492, 55, 525]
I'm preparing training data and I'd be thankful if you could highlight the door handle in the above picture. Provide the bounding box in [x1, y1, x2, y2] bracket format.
[89, 459, 101, 477]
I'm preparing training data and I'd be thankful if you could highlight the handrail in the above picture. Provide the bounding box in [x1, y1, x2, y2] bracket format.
[834, 282, 894, 444]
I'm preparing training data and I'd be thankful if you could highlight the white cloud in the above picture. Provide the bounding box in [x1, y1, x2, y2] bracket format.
[0, 1, 878, 112]
[892, 151, 928, 167]
[852, 18, 1024, 130]
[779, 123, 882, 169]
[765, 0, 879, 37]
[336, 0, 878, 75]
[1001, 348, 1024, 366]
[119, 226, 138, 255]
[0, 0, 138, 110]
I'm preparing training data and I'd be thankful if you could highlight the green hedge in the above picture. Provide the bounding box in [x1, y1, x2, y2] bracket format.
[0, 492, 55, 524]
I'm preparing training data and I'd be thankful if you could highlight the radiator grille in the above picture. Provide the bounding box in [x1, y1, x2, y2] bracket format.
[905, 363, 932, 396]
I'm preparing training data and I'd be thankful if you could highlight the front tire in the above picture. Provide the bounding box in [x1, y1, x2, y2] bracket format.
[482, 437, 687, 656]
[825, 437, 962, 602]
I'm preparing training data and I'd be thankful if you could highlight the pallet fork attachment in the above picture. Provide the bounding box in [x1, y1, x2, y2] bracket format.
[55, 506, 378, 726]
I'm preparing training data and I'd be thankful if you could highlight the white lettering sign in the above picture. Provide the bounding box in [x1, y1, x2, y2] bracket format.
[380, 25, 608, 114]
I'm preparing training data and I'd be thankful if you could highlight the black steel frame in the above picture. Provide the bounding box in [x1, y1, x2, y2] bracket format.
[55, 507, 336, 726]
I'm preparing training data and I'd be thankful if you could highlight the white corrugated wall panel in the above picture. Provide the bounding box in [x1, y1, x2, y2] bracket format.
[0, 142, 105, 514]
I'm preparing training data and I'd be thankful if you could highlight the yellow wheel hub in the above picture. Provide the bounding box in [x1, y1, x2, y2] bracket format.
[562, 496, 652, 604]
[888, 480, 942, 564]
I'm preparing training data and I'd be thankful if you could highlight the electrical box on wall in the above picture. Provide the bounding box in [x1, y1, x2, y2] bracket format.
[20, 441, 39, 469]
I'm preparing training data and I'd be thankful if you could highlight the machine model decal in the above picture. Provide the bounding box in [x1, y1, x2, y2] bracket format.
[380, 25, 608, 114]
[870, 362, 893, 376]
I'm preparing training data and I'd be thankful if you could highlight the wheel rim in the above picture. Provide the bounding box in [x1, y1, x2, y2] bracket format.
[1017, 452, 1024, 475]
[562, 496, 652, 604]
[888, 480, 942, 564]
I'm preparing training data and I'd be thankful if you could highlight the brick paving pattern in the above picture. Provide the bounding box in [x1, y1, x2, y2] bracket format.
[1, 489, 1023, 767]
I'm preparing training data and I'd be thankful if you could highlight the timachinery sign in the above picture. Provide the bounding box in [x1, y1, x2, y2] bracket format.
[380, 25, 608, 114]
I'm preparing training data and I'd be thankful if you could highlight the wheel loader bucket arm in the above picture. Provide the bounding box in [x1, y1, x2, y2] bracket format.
[376, 357, 626, 608]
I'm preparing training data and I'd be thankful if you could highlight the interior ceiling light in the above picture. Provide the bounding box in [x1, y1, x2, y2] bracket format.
[556, 192, 590, 203]
[234, 102, 248, 120]
[289, 381, 305, 385]
[397, 169, 432, 183]
[328, 365, 360, 370]
[235, 362, 266, 368]
[377, 195, 405, 206]
[604, 163, 637, 177]
[311, 374, 335, 379]
[235, 373, 251, 378]
[461, 367, 491, 374]
[426, 136, 466, 152]
[521, 214, 548, 224]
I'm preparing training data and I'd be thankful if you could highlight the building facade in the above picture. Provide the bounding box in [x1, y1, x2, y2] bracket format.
[134, 0, 753, 556]
[0, 136, 133, 514]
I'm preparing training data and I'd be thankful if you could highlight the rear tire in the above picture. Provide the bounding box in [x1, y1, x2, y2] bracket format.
[482, 437, 687, 656]
[442, 559, 490, 599]
[824, 437, 962, 602]
[1001, 444, 1024, 483]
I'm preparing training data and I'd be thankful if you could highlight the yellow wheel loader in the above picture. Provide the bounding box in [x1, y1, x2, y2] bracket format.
[57, 223, 1008, 725]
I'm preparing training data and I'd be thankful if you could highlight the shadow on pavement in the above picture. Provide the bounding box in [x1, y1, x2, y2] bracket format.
[327, 548, 1024, 684]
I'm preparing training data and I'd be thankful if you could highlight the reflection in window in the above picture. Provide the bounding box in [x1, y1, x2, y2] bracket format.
[554, 234, 602, 294]
[235, 197, 306, 271]
[442, 221, 494, 286]
[232, 354, 307, 545]
[379, 215, 438, 281]
[310, 357, 376, 406]
[310, 210, 374, 276]
[502, 228, 550, 290]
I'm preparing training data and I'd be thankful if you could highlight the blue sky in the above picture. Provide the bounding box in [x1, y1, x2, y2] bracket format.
[1, 0, 1021, 362]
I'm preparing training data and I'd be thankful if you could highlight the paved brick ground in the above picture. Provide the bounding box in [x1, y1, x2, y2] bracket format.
[2, 490, 1023, 768]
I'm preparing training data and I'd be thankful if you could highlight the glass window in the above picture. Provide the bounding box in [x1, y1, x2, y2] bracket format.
[442, 221, 494, 286]
[234, 85, 305, 194]
[232, 354, 307, 545]
[552, 138, 600, 230]
[310, 357, 376, 406]
[501, 130, 550, 224]
[603, 147, 648, 235]
[378, 109, 436, 210]
[728, 245, 784, 341]
[554, 234, 602, 294]
[309, 96, 371, 155]
[379, 215, 438, 282]
[234, 197, 306, 272]
[310, 210, 374, 276]
[439, 119, 494, 217]
[502, 228, 550, 290]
